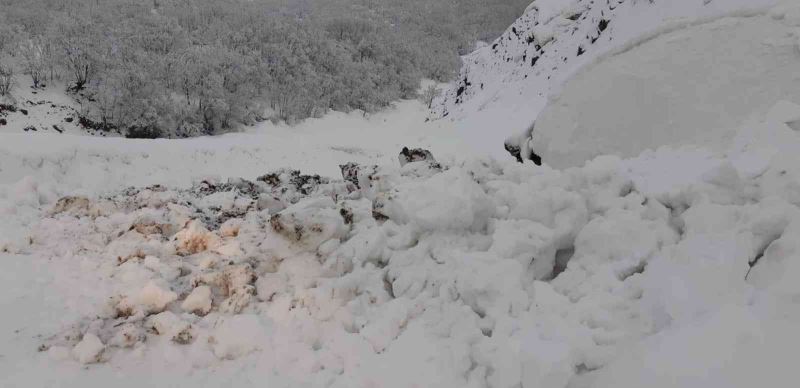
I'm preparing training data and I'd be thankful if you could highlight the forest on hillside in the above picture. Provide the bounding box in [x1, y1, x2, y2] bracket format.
[0, 0, 529, 137]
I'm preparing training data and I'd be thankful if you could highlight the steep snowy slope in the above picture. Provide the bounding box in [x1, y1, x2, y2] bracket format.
[434, 0, 781, 158]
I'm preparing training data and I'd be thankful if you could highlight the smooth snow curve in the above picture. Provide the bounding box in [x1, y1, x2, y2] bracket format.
[534, 12, 800, 168]
[434, 0, 781, 158]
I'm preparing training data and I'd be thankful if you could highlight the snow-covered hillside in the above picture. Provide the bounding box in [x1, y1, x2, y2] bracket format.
[434, 0, 782, 158]
[3, 1, 800, 387]
[0, 77, 92, 136]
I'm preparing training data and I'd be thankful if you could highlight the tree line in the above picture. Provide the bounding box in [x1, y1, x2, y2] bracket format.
[0, 0, 529, 137]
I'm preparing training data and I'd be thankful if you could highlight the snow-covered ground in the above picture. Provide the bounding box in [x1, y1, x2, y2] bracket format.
[0, 99, 468, 248]
[4, 96, 800, 387]
[3, 1, 800, 387]
[4, 98, 800, 387]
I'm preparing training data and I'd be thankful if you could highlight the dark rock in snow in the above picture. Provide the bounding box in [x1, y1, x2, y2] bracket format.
[598, 19, 609, 32]
[126, 125, 162, 139]
[504, 122, 542, 166]
[0, 104, 16, 115]
[78, 116, 116, 132]
[257, 169, 329, 196]
[399, 147, 438, 167]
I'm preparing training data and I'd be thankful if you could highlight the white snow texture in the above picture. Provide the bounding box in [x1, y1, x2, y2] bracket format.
[1, 1, 800, 388]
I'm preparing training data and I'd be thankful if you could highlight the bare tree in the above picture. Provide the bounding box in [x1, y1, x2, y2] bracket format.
[0, 62, 14, 96]
[418, 84, 441, 109]
[19, 39, 46, 88]
[61, 37, 97, 90]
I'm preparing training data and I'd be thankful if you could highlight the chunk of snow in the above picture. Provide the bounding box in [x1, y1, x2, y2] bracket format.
[383, 168, 493, 232]
[147, 311, 192, 343]
[181, 285, 212, 315]
[109, 323, 143, 348]
[135, 281, 178, 314]
[174, 220, 221, 255]
[270, 197, 349, 249]
[213, 240, 243, 257]
[72, 333, 104, 364]
[255, 273, 287, 302]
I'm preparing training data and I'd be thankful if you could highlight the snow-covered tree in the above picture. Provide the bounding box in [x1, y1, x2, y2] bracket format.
[0, 0, 532, 136]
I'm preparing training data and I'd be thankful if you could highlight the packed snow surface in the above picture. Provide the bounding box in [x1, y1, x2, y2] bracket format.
[3, 94, 800, 387]
[2, 2, 800, 387]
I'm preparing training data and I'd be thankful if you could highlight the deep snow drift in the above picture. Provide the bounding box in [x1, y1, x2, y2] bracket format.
[3, 96, 800, 387]
[534, 9, 800, 168]
[434, 0, 783, 158]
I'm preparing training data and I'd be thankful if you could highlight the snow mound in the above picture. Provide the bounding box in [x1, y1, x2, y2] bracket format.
[433, 0, 780, 158]
[534, 10, 800, 168]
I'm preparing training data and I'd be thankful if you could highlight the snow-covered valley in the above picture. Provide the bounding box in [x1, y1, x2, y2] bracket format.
[2, 1, 800, 387]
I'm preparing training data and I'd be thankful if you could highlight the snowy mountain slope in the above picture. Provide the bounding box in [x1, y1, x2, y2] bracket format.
[0, 77, 91, 136]
[433, 0, 781, 158]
